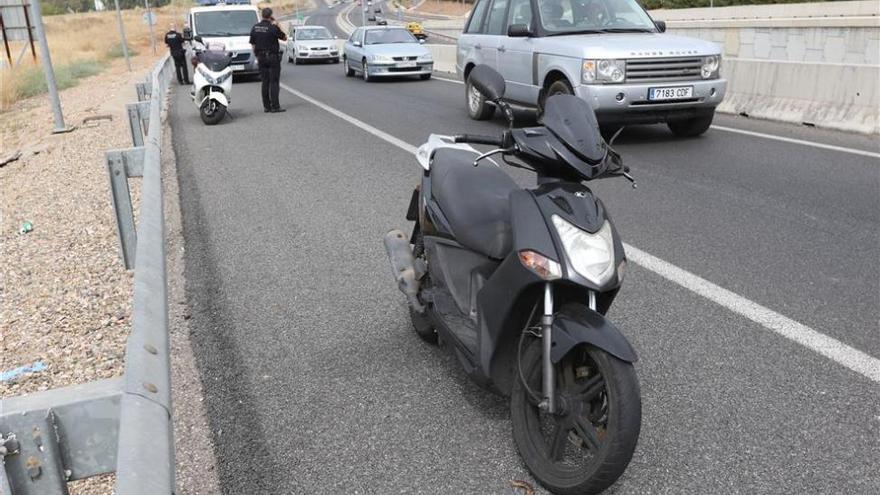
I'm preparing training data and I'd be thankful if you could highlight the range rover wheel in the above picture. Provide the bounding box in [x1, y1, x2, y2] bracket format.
[538, 79, 574, 121]
[466, 75, 494, 120]
[667, 112, 715, 137]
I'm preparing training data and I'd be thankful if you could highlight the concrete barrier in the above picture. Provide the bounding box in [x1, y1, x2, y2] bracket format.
[425, 44, 457, 73]
[651, 1, 879, 134]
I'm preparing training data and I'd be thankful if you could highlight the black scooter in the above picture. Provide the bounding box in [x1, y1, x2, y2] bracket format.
[383, 66, 640, 494]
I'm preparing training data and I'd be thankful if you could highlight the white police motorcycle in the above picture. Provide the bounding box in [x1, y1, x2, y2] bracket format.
[191, 37, 233, 125]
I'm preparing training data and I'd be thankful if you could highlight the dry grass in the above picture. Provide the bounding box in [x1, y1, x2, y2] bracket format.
[0, 3, 190, 111]
[414, 0, 472, 16]
[0, 0, 312, 110]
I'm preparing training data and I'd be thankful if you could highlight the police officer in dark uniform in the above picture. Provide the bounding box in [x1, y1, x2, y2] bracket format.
[164, 23, 189, 85]
[249, 8, 287, 113]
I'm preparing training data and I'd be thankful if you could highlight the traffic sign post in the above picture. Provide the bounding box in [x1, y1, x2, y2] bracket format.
[144, 0, 156, 54]
[28, 0, 68, 133]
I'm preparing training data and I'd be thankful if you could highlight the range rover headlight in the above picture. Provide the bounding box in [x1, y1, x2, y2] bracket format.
[552, 215, 615, 286]
[582, 59, 625, 84]
[702, 55, 720, 79]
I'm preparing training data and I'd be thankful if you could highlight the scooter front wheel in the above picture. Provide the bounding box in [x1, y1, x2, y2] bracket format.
[511, 339, 641, 494]
[200, 100, 226, 125]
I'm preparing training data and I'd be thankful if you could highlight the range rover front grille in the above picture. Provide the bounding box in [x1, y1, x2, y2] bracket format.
[626, 57, 703, 83]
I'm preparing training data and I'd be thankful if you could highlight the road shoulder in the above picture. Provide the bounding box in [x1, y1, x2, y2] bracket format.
[163, 98, 223, 495]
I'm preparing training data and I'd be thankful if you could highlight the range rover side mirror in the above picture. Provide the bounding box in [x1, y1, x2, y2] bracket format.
[419, 38, 425, 44]
[507, 24, 531, 37]
[353, 41, 362, 47]
[654, 20, 666, 33]
[193, 35, 203, 43]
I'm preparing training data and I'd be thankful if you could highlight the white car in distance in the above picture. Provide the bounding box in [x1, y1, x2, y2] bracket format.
[287, 25, 340, 64]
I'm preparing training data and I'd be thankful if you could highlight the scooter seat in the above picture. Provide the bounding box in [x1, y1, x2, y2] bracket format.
[431, 148, 517, 259]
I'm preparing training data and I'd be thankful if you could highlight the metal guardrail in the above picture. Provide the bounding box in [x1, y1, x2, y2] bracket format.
[0, 54, 175, 495]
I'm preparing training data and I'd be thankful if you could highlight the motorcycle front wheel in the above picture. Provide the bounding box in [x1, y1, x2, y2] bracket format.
[511, 339, 641, 495]
[200, 100, 226, 125]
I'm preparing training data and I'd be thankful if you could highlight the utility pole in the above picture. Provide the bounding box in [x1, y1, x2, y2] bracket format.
[114, 0, 132, 71]
[29, 0, 68, 133]
[145, 0, 156, 54]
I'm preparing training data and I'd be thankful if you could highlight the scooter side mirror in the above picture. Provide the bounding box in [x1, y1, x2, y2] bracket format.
[469, 65, 505, 102]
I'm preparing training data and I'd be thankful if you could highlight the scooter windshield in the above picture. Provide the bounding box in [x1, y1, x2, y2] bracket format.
[199, 50, 232, 72]
[541, 94, 606, 169]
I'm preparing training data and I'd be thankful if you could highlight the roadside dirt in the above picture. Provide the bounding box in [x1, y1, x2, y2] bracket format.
[1, 53, 159, 398]
[1, 51, 220, 494]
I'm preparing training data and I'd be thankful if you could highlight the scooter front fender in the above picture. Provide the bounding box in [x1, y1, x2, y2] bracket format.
[199, 91, 228, 109]
[551, 303, 638, 363]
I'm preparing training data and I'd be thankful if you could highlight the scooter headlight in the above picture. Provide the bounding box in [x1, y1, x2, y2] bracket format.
[216, 71, 231, 84]
[551, 215, 615, 286]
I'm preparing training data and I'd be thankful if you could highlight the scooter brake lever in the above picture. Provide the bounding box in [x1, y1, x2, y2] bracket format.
[472, 148, 508, 167]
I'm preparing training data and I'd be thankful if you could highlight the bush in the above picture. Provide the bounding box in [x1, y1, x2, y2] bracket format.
[9, 59, 106, 101]
[105, 42, 139, 59]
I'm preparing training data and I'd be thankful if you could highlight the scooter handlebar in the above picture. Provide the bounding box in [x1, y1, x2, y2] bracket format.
[452, 134, 503, 146]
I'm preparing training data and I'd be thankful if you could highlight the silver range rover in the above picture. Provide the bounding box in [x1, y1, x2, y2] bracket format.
[457, 0, 727, 136]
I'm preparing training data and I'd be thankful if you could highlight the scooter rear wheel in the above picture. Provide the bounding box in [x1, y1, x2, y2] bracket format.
[408, 232, 437, 344]
[200, 101, 226, 125]
[511, 339, 641, 494]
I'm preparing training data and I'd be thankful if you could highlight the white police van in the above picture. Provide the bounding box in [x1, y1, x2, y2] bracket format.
[187, 3, 261, 75]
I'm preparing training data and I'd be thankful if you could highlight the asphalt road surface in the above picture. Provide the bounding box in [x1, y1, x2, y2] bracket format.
[170, 48, 880, 494]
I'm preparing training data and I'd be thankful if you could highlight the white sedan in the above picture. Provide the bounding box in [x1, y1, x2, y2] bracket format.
[286, 25, 340, 64]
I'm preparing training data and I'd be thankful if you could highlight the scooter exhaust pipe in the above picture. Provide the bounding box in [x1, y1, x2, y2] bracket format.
[383, 230, 425, 313]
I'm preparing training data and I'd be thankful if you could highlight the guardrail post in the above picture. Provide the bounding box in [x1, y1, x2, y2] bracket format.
[106, 147, 145, 269]
[127, 103, 145, 147]
[0, 413, 71, 495]
[135, 82, 148, 102]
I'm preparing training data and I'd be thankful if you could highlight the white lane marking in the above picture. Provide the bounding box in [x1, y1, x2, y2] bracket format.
[280, 83, 418, 154]
[432, 75, 463, 85]
[623, 244, 880, 384]
[709, 125, 880, 159]
[428, 77, 880, 160]
[279, 82, 880, 384]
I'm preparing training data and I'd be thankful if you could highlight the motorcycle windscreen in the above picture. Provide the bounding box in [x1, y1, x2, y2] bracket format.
[199, 50, 232, 72]
[541, 94, 606, 168]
